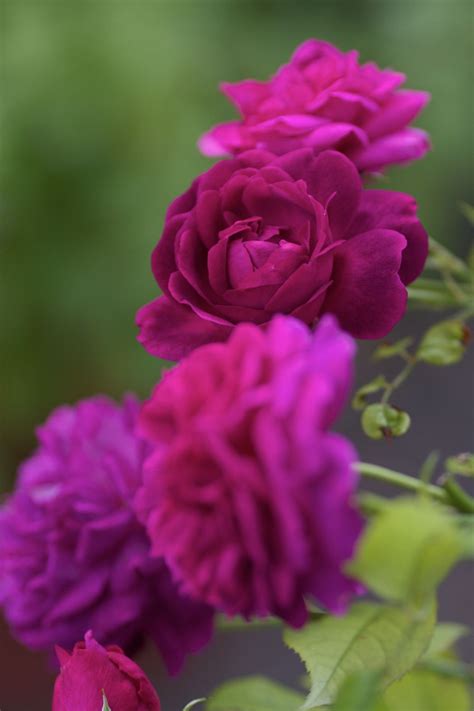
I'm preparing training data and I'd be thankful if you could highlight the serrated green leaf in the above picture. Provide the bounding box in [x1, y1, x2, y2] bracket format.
[380, 668, 471, 711]
[445, 453, 474, 477]
[206, 676, 304, 711]
[183, 699, 206, 711]
[284, 601, 436, 708]
[348, 499, 462, 605]
[423, 623, 469, 659]
[361, 404, 411, 439]
[331, 670, 382, 711]
[102, 692, 112, 711]
[417, 320, 469, 365]
[373, 338, 413, 361]
[352, 376, 388, 411]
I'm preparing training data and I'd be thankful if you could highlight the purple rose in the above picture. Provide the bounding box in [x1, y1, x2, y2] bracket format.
[135, 315, 363, 626]
[53, 631, 161, 711]
[137, 149, 428, 360]
[0, 395, 213, 675]
[199, 39, 430, 173]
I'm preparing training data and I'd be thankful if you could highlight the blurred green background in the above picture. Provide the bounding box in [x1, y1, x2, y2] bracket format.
[0, 1, 472, 708]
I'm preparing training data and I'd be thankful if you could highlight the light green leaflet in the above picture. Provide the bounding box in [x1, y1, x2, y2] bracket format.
[285, 601, 436, 708]
[206, 676, 304, 710]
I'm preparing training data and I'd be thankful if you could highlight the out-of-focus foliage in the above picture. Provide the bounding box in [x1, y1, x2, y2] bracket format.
[1, 0, 472, 487]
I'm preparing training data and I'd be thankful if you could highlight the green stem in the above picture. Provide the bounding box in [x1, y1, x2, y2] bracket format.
[443, 479, 474, 514]
[355, 462, 450, 505]
[380, 360, 416, 405]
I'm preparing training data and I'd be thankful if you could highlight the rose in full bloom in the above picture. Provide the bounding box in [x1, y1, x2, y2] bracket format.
[53, 631, 161, 711]
[0, 395, 213, 675]
[199, 39, 430, 173]
[137, 149, 428, 360]
[135, 315, 363, 626]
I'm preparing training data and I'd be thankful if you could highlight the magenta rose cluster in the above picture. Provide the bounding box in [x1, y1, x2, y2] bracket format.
[0, 38, 431, 707]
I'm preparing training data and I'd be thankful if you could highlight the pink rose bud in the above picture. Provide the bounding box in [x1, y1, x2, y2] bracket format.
[53, 631, 161, 711]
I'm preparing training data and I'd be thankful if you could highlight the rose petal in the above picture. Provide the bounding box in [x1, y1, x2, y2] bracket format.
[136, 297, 231, 361]
[322, 229, 407, 338]
[350, 190, 428, 284]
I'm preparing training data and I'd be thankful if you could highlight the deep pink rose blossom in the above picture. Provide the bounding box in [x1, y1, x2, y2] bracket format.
[0, 395, 213, 675]
[137, 149, 428, 360]
[199, 39, 430, 173]
[135, 315, 363, 626]
[53, 631, 161, 711]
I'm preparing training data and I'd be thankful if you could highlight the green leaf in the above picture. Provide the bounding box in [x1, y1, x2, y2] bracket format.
[102, 692, 112, 711]
[331, 670, 382, 711]
[361, 404, 411, 440]
[428, 236, 472, 277]
[183, 700, 206, 711]
[380, 668, 471, 711]
[352, 376, 388, 411]
[206, 676, 304, 711]
[373, 338, 413, 361]
[459, 201, 474, 227]
[457, 516, 474, 558]
[284, 601, 436, 708]
[417, 320, 469, 366]
[445, 453, 474, 477]
[423, 623, 469, 659]
[348, 499, 462, 605]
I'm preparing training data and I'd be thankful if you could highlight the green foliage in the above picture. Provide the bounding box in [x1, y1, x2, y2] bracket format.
[331, 670, 382, 711]
[379, 668, 472, 711]
[373, 338, 413, 361]
[417, 320, 469, 365]
[102, 692, 112, 711]
[284, 601, 436, 708]
[352, 376, 389, 411]
[424, 623, 469, 658]
[206, 676, 304, 711]
[348, 499, 462, 605]
[459, 202, 474, 227]
[445, 453, 474, 477]
[361, 404, 411, 440]
[457, 516, 474, 558]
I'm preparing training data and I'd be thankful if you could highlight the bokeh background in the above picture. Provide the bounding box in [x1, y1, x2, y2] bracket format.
[1, 0, 473, 708]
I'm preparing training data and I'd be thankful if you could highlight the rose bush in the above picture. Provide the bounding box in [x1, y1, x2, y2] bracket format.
[0, 395, 213, 675]
[199, 39, 430, 173]
[135, 315, 363, 626]
[53, 631, 161, 711]
[137, 148, 428, 360]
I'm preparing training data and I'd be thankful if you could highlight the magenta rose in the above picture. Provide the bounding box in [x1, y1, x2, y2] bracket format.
[137, 148, 428, 360]
[199, 39, 430, 173]
[0, 395, 213, 675]
[135, 315, 363, 626]
[53, 631, 161, 711]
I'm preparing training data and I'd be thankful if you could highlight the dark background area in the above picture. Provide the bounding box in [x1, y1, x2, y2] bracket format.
[0, 1, 472, 709]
